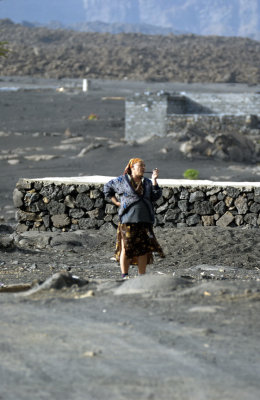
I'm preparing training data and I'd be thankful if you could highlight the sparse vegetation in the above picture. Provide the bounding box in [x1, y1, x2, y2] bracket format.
[87, 113, 99, 120]
[183, 169, 199, 180]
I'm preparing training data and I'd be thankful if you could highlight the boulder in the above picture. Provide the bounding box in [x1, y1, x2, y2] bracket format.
[180, 131, 257, 162]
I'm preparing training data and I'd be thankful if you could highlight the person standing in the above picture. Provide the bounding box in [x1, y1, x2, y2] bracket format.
[104, 158, 164, 278]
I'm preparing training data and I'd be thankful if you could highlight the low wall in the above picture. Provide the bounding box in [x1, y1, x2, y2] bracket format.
[185, 93, 260, 116]
[167, 114, 260, 135]
[13, 176, 260, 232]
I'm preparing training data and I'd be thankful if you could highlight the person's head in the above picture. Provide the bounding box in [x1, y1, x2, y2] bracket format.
[124, 158, 145, 176]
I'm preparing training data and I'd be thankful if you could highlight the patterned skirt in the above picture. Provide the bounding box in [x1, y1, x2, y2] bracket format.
[115, 222, 165, 265]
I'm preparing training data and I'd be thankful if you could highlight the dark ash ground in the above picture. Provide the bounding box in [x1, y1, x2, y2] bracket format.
[0, 77, 260, 400]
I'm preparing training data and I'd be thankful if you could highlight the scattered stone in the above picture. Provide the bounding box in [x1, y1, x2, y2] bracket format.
[180, 131, 257, 162]
[0, 234, 14, 249]
[188, 305, 223, 313]
[50, 234, 83, 248]
[0, 283, 32, 293]
[8, 159, 20, 165]
[54, 144, 78, 151]
[24, 154, 59, 161]
[75, 290, 95, 299]
[77, 143, 102, 157]
[61, 137, 84, 144]
[216, 211, 234, 227]
[16, 231, 52, 248]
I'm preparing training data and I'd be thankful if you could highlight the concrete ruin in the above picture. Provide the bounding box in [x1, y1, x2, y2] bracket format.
[125, 91, 260, 143]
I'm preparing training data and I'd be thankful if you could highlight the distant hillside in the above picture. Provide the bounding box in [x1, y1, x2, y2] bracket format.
[82, 0, 260, 39]
[0, 19, 259, 84]
[23, 20, 182, 36]
[0, 0, 259, 39]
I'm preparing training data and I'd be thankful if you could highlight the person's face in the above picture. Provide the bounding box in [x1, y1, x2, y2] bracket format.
[131, 161, 146, 177]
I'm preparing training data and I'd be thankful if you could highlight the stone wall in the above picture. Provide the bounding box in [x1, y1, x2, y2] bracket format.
[13, 177, 260, 232]
[167, 114, 260, 135]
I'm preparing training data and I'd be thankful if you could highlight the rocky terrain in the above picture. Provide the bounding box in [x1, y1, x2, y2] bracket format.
[0, 19, 260, 83]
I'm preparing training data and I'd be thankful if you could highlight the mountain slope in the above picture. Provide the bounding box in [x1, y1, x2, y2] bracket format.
[1, 19, 259, 84]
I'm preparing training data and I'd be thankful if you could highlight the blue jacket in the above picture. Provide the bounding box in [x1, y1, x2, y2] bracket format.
[103, 174, 162, 223]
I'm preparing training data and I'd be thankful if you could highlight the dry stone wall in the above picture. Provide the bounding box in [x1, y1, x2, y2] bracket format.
[13, 177, 260, 232]
[167, 114, 260, 135]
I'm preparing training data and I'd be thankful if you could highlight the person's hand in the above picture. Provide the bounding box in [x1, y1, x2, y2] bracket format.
[111, 196, 121, 207]
[152, 168, 159, 180]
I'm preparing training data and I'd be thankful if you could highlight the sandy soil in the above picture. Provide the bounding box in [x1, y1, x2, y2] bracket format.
[0, 77, 260, 400]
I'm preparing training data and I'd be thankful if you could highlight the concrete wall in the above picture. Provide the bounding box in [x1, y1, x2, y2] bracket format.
[13, 176, 260, 232]
[186, 93, 260, 116]
[125, 93, 167, 141]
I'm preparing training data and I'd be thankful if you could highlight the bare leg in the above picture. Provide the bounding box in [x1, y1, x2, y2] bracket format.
[120, 239, 130, 274]
[137, 253, 147, 275]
